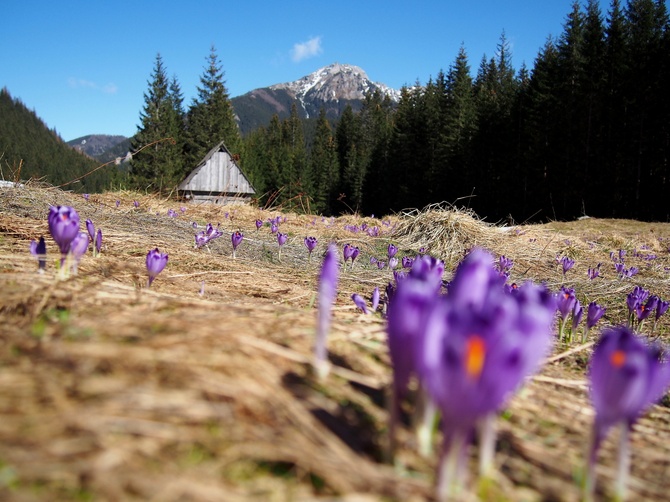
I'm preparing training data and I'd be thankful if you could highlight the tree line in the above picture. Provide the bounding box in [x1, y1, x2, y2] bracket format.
[129, 0, 669, 222]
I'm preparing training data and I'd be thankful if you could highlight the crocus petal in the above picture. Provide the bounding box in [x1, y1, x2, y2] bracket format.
[315, 244, 339, 378]
[351, 293, 369, 314]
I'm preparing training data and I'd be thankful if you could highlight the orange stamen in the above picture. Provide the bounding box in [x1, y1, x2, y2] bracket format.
[466, 336, 486, 379]
[610, 350, 626, 368]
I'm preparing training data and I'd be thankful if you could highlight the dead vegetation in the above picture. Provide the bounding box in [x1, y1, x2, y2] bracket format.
[1, 185, 669, 501]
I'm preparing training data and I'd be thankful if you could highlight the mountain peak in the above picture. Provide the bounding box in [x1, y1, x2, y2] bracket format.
[270, 62, 400, 105]
[231, 63, 400, 134]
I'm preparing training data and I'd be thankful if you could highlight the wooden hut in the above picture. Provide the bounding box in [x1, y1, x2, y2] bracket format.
[178, 141, 255, 204]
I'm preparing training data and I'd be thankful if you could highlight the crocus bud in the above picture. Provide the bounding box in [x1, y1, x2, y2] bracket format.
[95, 229, 102, 255]
[351, 293, 368, 314]
[146, 248, 168, 287]
[315, 244, 339, 379]
[231, 231, 243, 258]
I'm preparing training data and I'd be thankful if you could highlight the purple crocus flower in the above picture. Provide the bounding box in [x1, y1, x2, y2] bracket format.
[583, 301, 606, 343]
[561, 256, 575, 275]
[231, 231, 244, 259]
[270, 223, 278, 234]
[30, 236, 47, 272]
[133, 200, 139, 208]
[651, 298, 670, 336]
[315, 243, 339, 380]
[497, 255, 514, 276]
[402, 256, 414, 269]
[388, 243, 398, 259]
[586, 326, 670, 500]
[69, 232, 89, 274]
[146, 248, 168, 287]
[343, 243, 354, 262]
[571, 299, 583, 340]
[83, 193, 90, 201]
[418, 249, 555, 497]
[636, 295, 659, 323]
[350, 246, 360, 266]
[388, 256, 399, 270]
[277, 232, 288, 261]
[371, 287, 380, 312]
[48, 205, 81, 257]
[255, 219, 263, 231]
[351, 293, 369, 314]
[115, 200, 120, 208]
[95, 229, 102, 256]
[304, 236, 318, 262]
[86, 219, 95, 241]
[588, 263, 601, 280]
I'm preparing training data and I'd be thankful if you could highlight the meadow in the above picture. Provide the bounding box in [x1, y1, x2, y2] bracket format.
[1, 184, 669, 501]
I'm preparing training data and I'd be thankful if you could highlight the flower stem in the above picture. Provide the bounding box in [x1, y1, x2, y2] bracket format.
[478, 413, 497, 480]
[415, 388, 437, 458]
[615, 423, 630, 502]
[436, 429, 468, 502]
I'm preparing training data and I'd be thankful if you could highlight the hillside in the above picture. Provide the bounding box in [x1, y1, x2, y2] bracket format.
[1, 184, 669, 501]
[68, 134, 127, 157]
[0, 88, 115, 192]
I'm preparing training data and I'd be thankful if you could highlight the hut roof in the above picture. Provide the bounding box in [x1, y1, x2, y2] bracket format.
[178, 141, 255, 195]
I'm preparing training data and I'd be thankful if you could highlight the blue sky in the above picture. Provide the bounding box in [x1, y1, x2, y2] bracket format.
[2, 0, 612, 141]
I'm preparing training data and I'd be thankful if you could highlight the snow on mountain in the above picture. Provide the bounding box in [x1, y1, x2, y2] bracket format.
[269, 63, 401, 113]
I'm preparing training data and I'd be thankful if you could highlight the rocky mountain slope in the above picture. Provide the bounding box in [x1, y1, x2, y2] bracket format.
[231, 63, 400, 134]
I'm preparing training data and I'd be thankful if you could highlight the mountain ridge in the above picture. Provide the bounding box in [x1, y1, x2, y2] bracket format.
[231, 62, 400, 134]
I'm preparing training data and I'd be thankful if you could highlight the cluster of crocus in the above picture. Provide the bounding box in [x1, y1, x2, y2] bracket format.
[350, 287, 381, 315]
[48, 205, 89, 277]
[611, 249, 638, 279]
[304, 236, 318, 262]
[342, 243, 359, 268]
[496, 255, 514, 278]
[195, 223, 223, 249]
[231, 230, 244, 259]
[587, 263, 602, 280]
[85, 219, 103, 257]
[586, 326, 670, 500]
[625, 286, 669, 334]
[146, 248, 168, 288]
[556, 286, 578, 342]
[314, 243, 339, 380]
[387, 248, 556, 498]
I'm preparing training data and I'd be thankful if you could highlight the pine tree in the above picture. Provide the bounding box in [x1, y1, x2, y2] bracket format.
[130, 54, 185, 193]
[310, 109, 339, 214]
[186, 46, 241, 169]
[443, 46, 477, 203]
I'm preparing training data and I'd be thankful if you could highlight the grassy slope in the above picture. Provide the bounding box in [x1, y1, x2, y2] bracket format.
[0, 187, 669, 501]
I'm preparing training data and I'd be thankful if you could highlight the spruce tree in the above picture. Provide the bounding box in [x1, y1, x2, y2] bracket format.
[310, 109, 339, 214]
[186, 46, 241, 169]
[130, 54, 185, 193]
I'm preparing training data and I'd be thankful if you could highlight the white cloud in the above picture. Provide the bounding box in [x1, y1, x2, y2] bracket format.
[68, 77, 118, 94]
[290, 36, 323, 63]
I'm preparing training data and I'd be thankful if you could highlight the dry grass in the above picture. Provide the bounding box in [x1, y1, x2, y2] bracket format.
[1, 187, 670, 501]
